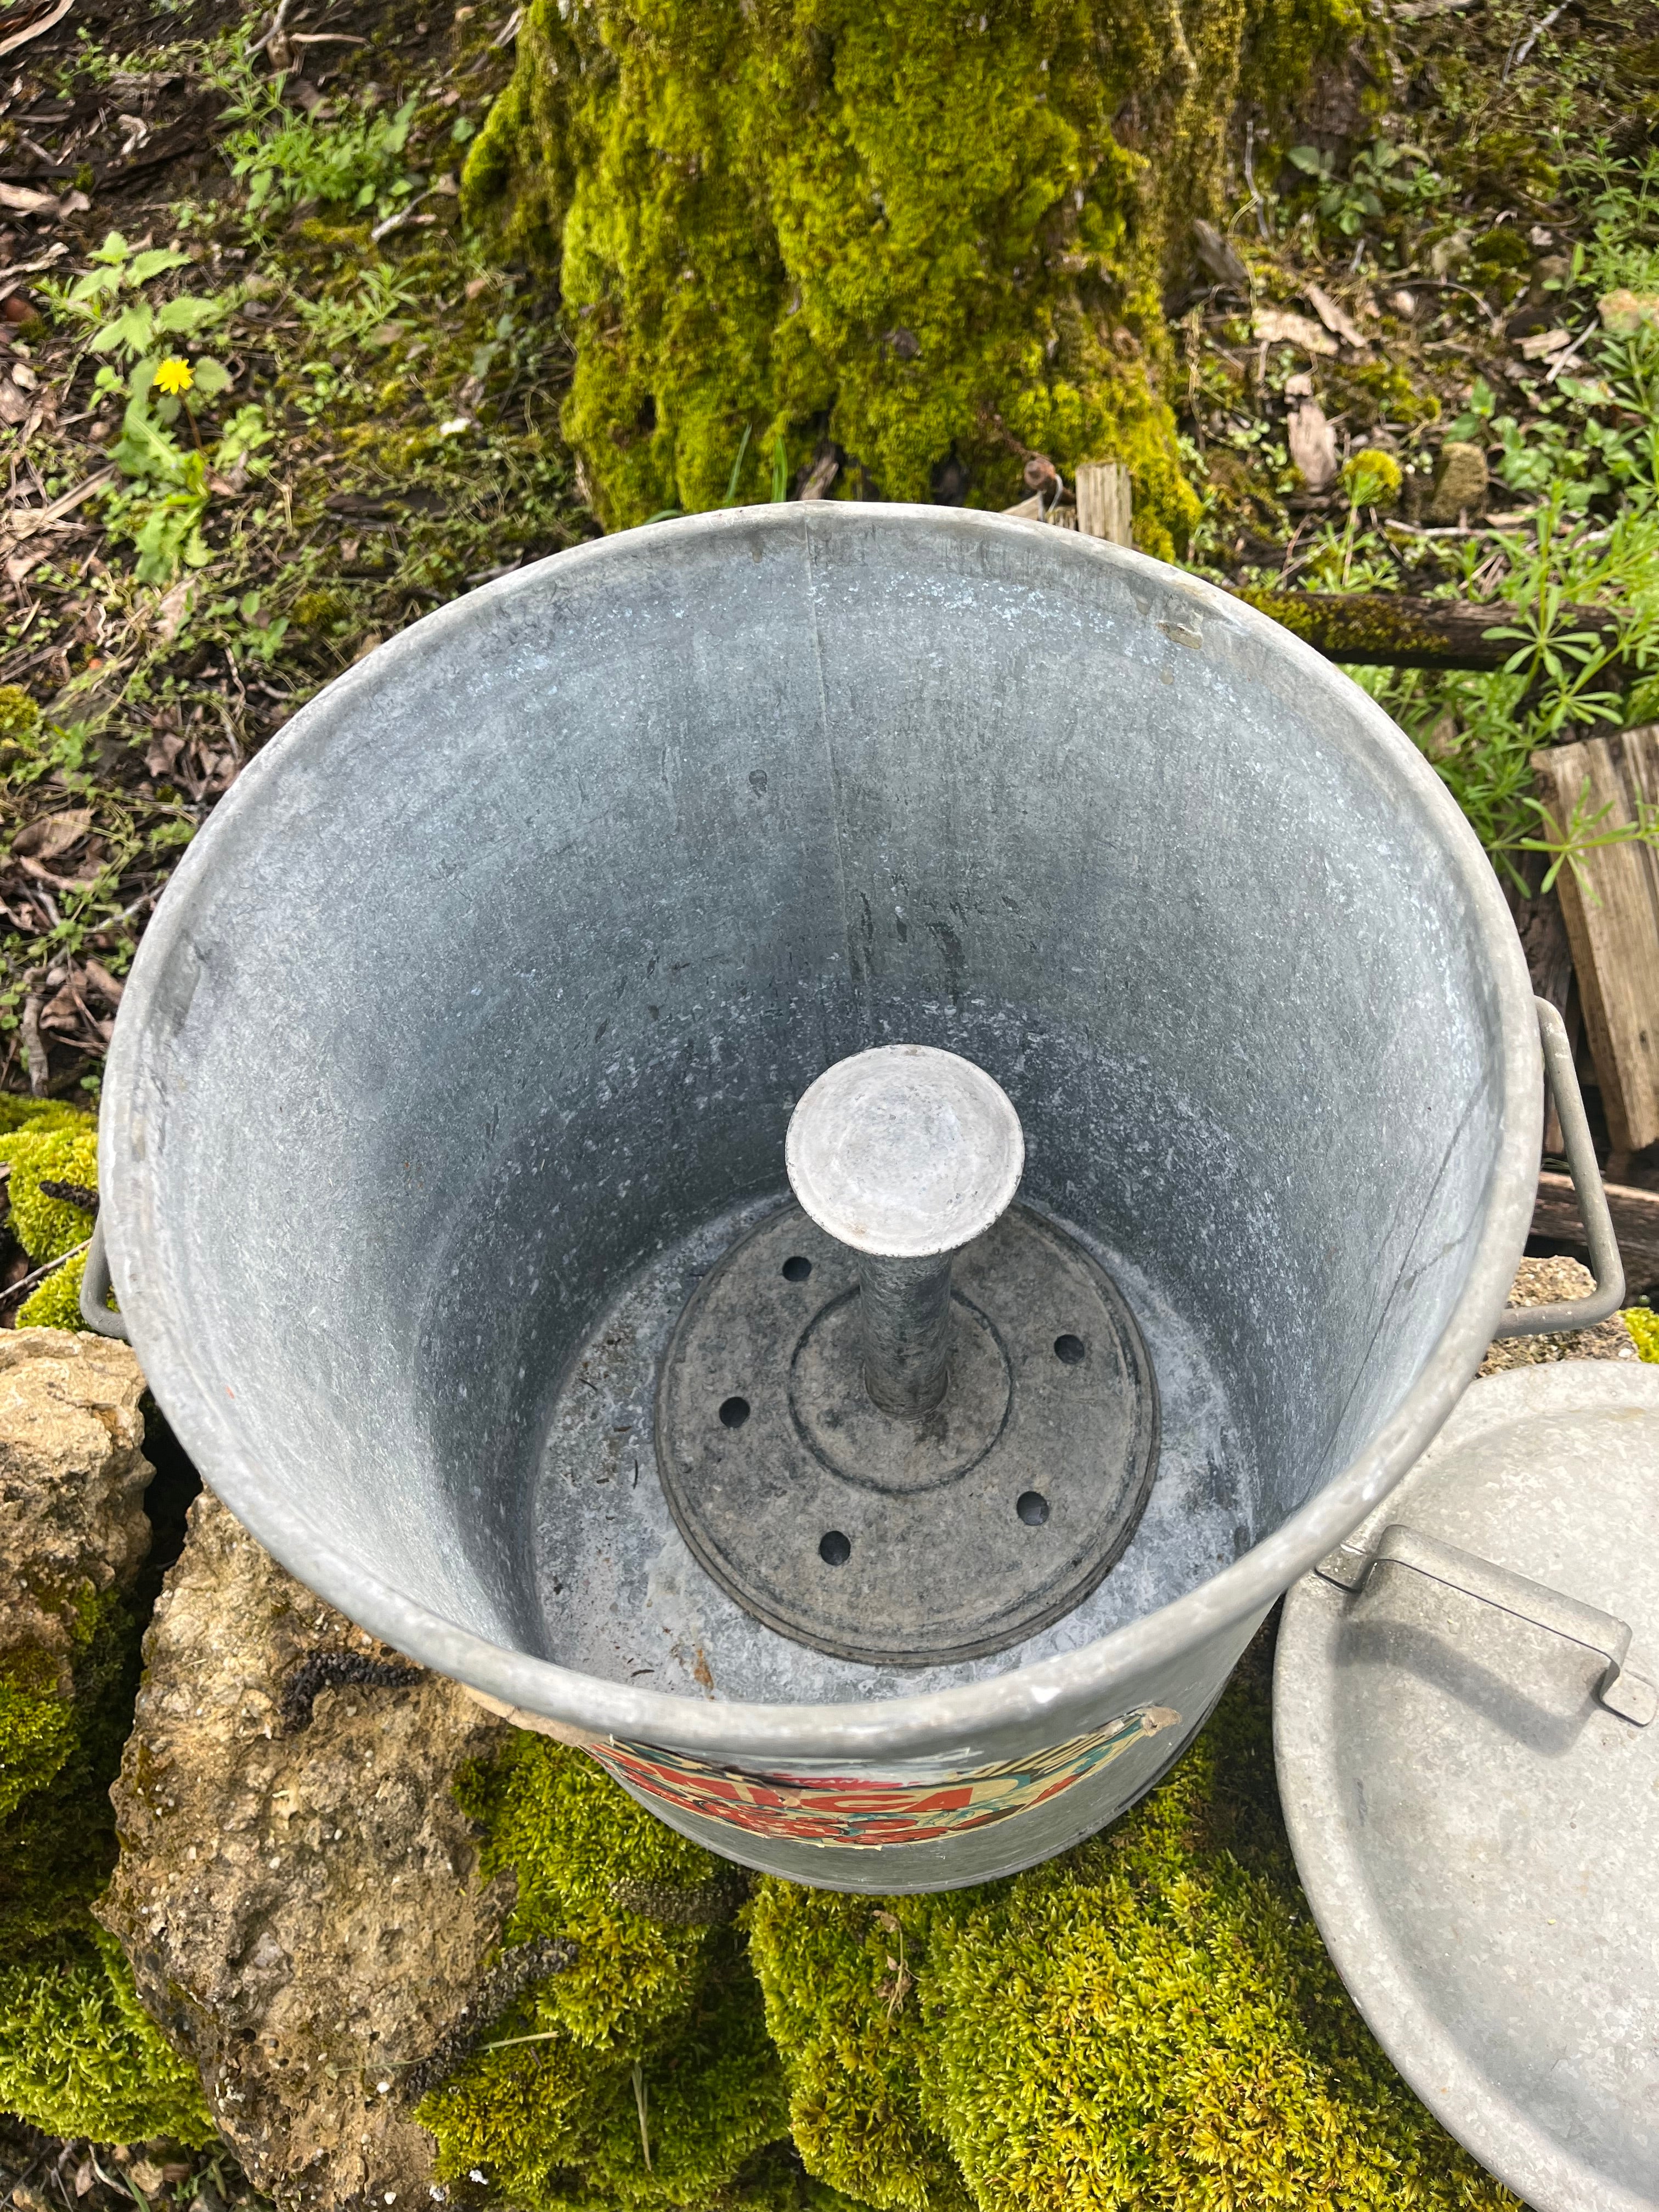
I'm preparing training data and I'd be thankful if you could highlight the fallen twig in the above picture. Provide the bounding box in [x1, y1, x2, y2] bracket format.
[1544, 315, 1601, 387]
[19, 992, 48, 1097]
[1231, 586, 1624, 673]
[247, 0, 291, 55]
[1504, 1, 1568, 81]
[370, 192, 433, 243]
[0, 0, 74, 60]
[0, 1238, 91, 1308]
[3, 468, 117, 546]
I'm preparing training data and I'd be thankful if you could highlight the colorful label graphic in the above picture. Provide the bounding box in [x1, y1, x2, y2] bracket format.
[586, 1703, 1183, 1847]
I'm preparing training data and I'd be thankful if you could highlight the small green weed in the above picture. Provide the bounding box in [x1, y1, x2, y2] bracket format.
[41, 232, 272, 584]
[213, 55, 420, 227]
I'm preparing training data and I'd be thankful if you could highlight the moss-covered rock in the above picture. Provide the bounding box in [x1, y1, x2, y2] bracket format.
[465, 0, 1367, 551]
[0, 687, 41, 753]
[420, 1735, 791, 2209]
[1, 1118, 99, 1267]
[0, 1328, 214, 2143]
[421, 1633, 1511, 2211]
[16, 1248, 91, 1332]
[746, 1634, 1515, 2210]
[0, 1923, 212, 2145]
[0, 1097, 86, 1140]
[0, 1106, 104, 1330]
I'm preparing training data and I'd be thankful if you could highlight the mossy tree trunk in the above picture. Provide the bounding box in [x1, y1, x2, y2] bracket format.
[464, 0, 1369, 554]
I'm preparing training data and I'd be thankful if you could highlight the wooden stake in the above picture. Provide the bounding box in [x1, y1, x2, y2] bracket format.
[1076, 461, 1133, 546]
[1531, 727, 1659, 1159]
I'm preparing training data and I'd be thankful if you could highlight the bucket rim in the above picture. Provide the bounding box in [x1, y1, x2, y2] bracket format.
[99, 501, 1543, 1765]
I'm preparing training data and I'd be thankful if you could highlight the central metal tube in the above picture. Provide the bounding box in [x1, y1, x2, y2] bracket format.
[855, 1249, 956, 1417]
[785, 1043, 1025, 1426]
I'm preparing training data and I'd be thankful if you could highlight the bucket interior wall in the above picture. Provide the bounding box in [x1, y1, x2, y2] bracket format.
[116, 510, 1508, 1678]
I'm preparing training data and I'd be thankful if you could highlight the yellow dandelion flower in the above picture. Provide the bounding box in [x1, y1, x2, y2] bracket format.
[154, 357, 194, 396]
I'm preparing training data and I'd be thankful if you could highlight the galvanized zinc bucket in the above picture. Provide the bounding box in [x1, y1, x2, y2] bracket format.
[88, 505, 1619, 1892]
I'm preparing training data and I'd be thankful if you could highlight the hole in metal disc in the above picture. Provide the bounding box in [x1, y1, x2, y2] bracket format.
[1054, 1333, 1086, 1365]
[819, 1530, 852, 1566]
[718, 1396, 751, 1429]
[1017, 1491, 1050, 1526]
[781, 1255, 813, 1282]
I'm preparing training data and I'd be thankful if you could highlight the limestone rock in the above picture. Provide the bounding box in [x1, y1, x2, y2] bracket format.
[1426, 440, 1488, 524]
[98, 1492, 513, 2212]
[0, 1327, 153, 1701]
[1598, 288, 1659, 336]
[1479, 1254, 1641, 1375]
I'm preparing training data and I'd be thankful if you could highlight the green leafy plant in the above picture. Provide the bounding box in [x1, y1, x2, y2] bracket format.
[215, 60, 420, 225]
[297, 259, 420, 351]
[52, 230, 234, 410]
[1364, 485, 1659, 888]
[1283, 140, 1440, 242]
[1516, 775, 1659, 894]
[1562, 138, 1659, 298]
[43, 232, 270, 583]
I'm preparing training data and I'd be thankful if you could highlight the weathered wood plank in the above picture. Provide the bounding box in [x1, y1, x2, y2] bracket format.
[1531, 729, 1659, 1158]
[1076, 461, 1132, 546]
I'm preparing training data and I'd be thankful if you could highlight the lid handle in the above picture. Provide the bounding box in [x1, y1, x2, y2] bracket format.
[1317, 1523, 1657, 1726]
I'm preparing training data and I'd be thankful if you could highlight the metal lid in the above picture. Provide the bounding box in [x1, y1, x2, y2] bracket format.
[1274, 1361, 1659, 2212]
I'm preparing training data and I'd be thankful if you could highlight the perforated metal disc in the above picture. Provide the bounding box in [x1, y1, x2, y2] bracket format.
[654, 1201, 1159, 1667]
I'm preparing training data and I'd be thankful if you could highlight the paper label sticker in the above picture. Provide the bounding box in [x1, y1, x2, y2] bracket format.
[587, 1703, 1182, 1848]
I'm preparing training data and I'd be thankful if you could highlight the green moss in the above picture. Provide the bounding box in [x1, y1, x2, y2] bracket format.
[1327, 355, 1440, 430]
[0, 686, 40, 749]
[0, 1927, 215, 2145]
[455, 1732, 724, 2043]
[746, 1639, 1515, 2210]
[0, 1097, 87, 1138]
[0, 1115, 98, 1265]
[0, 1681, 75, 1824]
[1625, 1307, 1659, 1361]
[429, 1635, 1510, 2212]
[18, 1248, 94, 1331]
[0, 1108, 105, 1328]
[1460, 132, 1559, 211]
[1232, 585, 1476, 664]
[0, 1583, 216, 2142]
[421, 1735, 789, 2209]
[1, 1589, 131, 1967]
[466, 0, 1363, 552]
[747, 1885, 968, 2212]
[291, 585, 353, 630]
